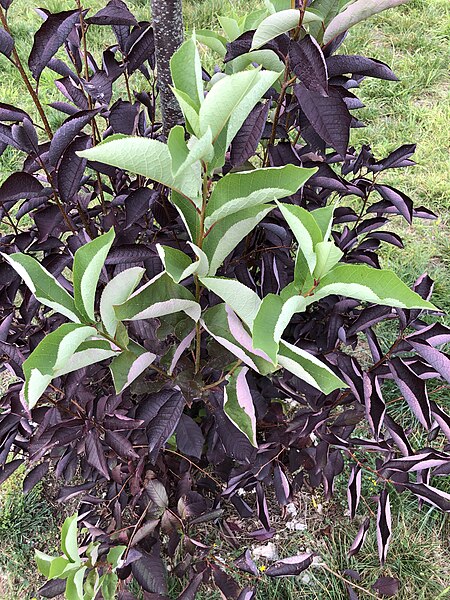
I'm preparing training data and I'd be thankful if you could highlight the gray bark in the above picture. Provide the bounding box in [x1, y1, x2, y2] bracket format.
[151, 0, 185, 135]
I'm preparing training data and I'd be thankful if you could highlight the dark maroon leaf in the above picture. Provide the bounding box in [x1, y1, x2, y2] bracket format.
[126, 24, 155, 74]
[363, 373, 385, 439]
[374, 184, 413, 224]
[28, 10, 83, 80]
[125, 188, 157, 228]
[177, 572, 203, 600]
[326, 55, 398, 81]
[347, 464, 362, 519]
[294, 82, 351, 157]
[230, 102, 270, 168]
[23, 461, 49, 493]
[233, 549, 259, 577]
[212, 565, 240, 599]
[265, 553, 313, 577]
[348, 517, 370, 557]
[109, 99, 140, 134]
[371, 144, 416, 171]
[273, 464, 291, 506]
[376, 489, 391, 565]
[256, 483, 270, 531]
[132, 546, 167, 595]
[372, 576, 400, 597]
[87, 0, 137, 26]
[0, 103, 29, 122]
[147, 391, 185, 463]
[409, 340, 450, 384]
[237, 589, 256, 600]
[403, 482, 450, 512]
[175, 414, 204, 460]
[105, 430, 139, 460]
[389, 357, 432, 429]
[384, 415, 413, 457]
[0, 28, 14, 58]
[346, 585, 359, 600]
[57, 135, 90, 203]
[0, 458, 23, 485]
[82, 70, 113, 104]
[289, 35, 328, 95]
[37, 578, 66, 598]
[55, 77, 89, 110]
[48, 109, 98, 167]
[0, 171, 44, 207]
[85, 430, 110, 479]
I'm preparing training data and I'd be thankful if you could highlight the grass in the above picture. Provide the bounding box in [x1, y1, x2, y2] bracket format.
[0, 0, 449, 598]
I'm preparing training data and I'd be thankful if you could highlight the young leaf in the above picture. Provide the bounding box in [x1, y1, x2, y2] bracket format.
[2, 252, 81, 322]
[73, 228, 115, 322]
[53, 339, 119, 377]
[313, 241, 343, 278]
[230, 102, 270, 167]
[224, 367, 257, 447]
[205, 165, 316, 229]
[277, 202, 322, 274]
[251, 9, 321, 50]
[196, 29, 228, 58]
[35, 550, 55, 579]
[157, 243, 208, 283]
[170, 33, 204, 109]
[324, 0, 409, 44]
[22, 324, 96, 408]
[114, 272, 201, 322]
[61, 513, 79, 563]
[200, 277, 262, 327]
[65, 566, 86, 600]
[376, 489, 391, 565]
[202, 205, 274, 275]
[110, 342, 156, 393]
[100, 267, 144, 336]
[277, 340, 345, 394]
[314, 264, 437, 310]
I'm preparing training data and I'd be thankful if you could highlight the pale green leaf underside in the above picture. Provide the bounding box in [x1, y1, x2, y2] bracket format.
[100, 267, 145, 336]
[251, 9, 322, 50]
[110, 342, 156, 393]
[170, 34, 204, 109]
[224, 367, 257, 447]
[200, 277, 262, 327]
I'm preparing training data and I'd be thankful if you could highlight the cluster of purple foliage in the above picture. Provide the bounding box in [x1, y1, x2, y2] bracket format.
[0, 1, 449, 598]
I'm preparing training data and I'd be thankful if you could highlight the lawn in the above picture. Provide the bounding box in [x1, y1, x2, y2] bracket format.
[0, 0, 449, 598]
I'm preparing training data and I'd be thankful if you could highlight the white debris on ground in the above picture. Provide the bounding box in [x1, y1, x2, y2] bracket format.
[251, 541, 279, 561]
[285, 501, 308, 531]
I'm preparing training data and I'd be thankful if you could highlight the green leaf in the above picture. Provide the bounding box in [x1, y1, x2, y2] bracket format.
[73, 228, 115, 322]
[48, 556, 75, 579]
[61, 513, 79, 562]
[278, 340, 345, 394]
[323, 0, 410, 44]
[35, 549, 55, 578]
[168, 127, 214, 178]
[311, 205, 335, 240]
[313, 241, 343, 278]
[218, 15, 242, 41]
[110, 341, 156, 393]
[205, 165, 316, 229]
[252, 294, 310, 364]
[308, 0, 341, 40]
[100, 572, 118, 600]
[200, 277, 261, 327]
[243, 8, 270, 31]
[53, 339, 119, 377]
[83, 568, 100, 600]
[114, 272, 201, 322]
[277, 202, 322, 274]
[100, 267, 145, 336]
[251, 9, 322, 50]
[171, 87, 201, 134]
[65, 566, 86, 600]
[1, 252, 80, 322]
[157, 243, 209, 283]
[202, 304, 274, 375]
[196, 29, 228, 57]
[106, 545, 126, 569]
[224, 367, 257, 446]
[170, 33, 204, 109]
[314, 264, 438, 310]
[202, 205, 274, 275]
[227, 49, 284, 74]
[171, 190, 201, 242]
[23, 324, 96, 408]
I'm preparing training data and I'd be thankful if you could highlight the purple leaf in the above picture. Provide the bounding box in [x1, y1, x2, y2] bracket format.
[23, 461, 49, 493]
[212, 564, 241, 599]
[0, 171, 44, 209]
[371, 144, 416, 171]
[348, 517, 370, 557]
[0, 459, 23, 485]
[177, 572, 204, 600]
[125, 188, 157, 229]
[374, 184, 413, 224]
[372, 576, 400, 597]
[234, 549, 259, 577]
[82, 70, 113, 104]
[363, 373, 386, 439]
[409, 340, 450, 384]
[175, 414, 204, 460]
[57, 135, 90, 203]
[87, 0, 137, 26]
[48, 109, 98, 167]
[109, 99, 140, 135]
[147, 391, 185, 463]
[273, 464, 291, 506]
[403, 482, 450, 512]
[347, 464, 362, 519]
[294, 83, 351, 157]
[265, 553, 313, 577]
[289, 35, 328, 95]
[0, 28, 14, 58]
[105, 430, 139, 460]
[389, 357, 432, 429]
[384, 415, 413, 457]
[55, 77, 89, 110]
[0, 103, 29, 122]
[237, 589, 256, 600]
[126, 24, 155, 74]
[406, 322, 450, 348]
[376, 489, 391, 565]
[256, 483, 270, 531]
[85, 430, 110, 479]
[381, 451, 450, 474]
[28, 10, 83, 80]
[230, 102, 270, 168]
[37, 578, 66, 598]
[132, 546, 167, 595]
[326, 55, 398, 81]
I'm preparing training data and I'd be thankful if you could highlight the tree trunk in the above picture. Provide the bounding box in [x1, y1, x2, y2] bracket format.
[151, 0, 184, 135]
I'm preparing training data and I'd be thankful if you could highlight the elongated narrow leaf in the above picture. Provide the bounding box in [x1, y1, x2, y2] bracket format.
[22, 324, 96, 408]
[348, 517, 370, 557]
[60, 513, 79, 562]
[100, 267, 144, 336]
[224, 367, 257, 447]
[203, 205, 273, 275]
[363, 373, 386, 439]
[409, 340, 450, 384]
[170, 33, 204, 109]
[347, 465, 362, 519]
[2, 252, 80, 322]
[147, 391, 185, 463]
[313, 241, 343, 278]
[277, 340, 345, 394]
[205, 165, 316, 229]
[289, 35, 328, 94]
[54, 339, 119, 376]
[0, 28, 14, 58]
[265, 553, 314, 577]
[230, 102, 270, 167]
[404, 482, 450, 512]
[376, 489, 391, 565]
[324, 0, 410, 44]
[277, 201, 322, 274]
[110, 342, 156, 393]
[114, 272, 201, 322]
[389, 357, 432, 429]
[73, 228, 115, 322]
[314, 264, 437, 310]
[200, 277, 261, 327]
[251, 10, 321, 49]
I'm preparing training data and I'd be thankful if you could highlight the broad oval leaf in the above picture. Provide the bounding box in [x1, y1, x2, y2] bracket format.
[100, 267, 145, 336]
[110, 342, 156, 393]
[251, 9, 321, 50]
